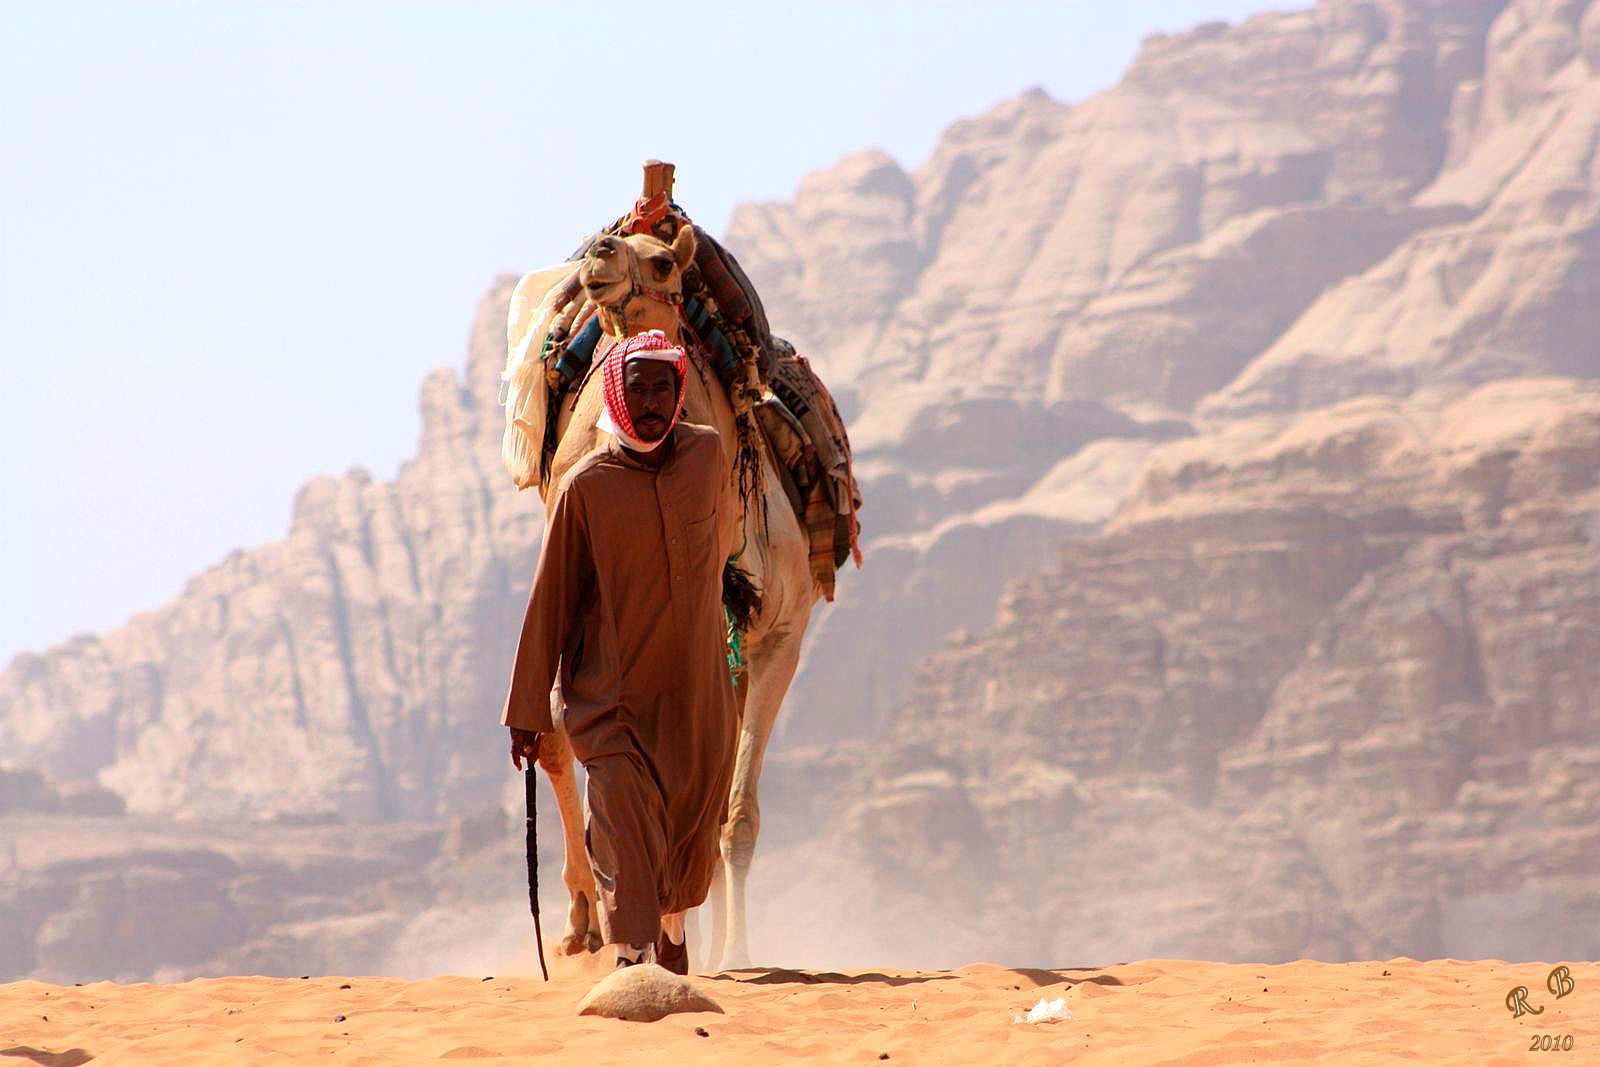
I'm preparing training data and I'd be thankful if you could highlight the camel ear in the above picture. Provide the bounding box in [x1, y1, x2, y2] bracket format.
[670, 224, 697, 270]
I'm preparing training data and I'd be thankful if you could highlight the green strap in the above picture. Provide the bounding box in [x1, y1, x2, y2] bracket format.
[723, 512, 752, 686]
[724, 605, 745, 687]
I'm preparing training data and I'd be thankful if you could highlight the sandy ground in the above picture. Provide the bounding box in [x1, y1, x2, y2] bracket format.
[2, 957, 1594, 1065]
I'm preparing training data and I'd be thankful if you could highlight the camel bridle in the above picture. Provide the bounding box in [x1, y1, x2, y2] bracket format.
[587, 237, 685, 340]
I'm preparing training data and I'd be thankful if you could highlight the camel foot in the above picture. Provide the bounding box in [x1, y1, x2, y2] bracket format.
[560, 929, 605, 956]
[561, 890, 598, 956]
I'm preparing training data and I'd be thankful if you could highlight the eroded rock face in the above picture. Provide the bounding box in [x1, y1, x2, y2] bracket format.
[0, 767, 123, 816]
[726, 0, 1510, 420]
[0, 814, 463, 982]
[805, 381, 1600, 966]
[1206, 0, 1600, 416]
[0, 280, 539, 822]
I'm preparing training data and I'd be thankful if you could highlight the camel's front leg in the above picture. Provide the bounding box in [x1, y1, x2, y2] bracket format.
[716, 631, 803, 970]
[706, 822, 729, 970]
[537, 691, 601, 955]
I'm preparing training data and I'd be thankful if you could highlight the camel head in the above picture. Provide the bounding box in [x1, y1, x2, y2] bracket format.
[579, 227, 697, 340]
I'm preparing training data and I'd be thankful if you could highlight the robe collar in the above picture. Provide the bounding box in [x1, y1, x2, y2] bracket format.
[606, 426, 678, 472]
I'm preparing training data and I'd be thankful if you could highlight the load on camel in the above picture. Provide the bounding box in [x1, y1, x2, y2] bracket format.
[500, 161, 862, 970]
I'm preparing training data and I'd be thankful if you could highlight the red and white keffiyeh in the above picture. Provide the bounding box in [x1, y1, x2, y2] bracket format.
[597, 330, 689, 453]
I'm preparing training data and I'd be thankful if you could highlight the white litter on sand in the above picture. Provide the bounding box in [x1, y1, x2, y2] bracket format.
[1013, 996, 1071, 1024]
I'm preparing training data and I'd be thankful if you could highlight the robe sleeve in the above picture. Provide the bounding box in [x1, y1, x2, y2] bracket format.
[500, 478, 594, 733]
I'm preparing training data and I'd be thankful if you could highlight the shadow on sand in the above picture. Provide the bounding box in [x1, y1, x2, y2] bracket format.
[710, 967, 1125, 989]
[1010, 967, 1125, 989]
[1, 1048, 94, 1066]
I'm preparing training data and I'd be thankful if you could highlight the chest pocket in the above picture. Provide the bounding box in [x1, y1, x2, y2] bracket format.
[681, 509, 719, 578]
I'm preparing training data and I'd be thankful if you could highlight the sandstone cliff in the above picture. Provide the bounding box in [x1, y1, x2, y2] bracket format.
[757, 380, 1600, 969]
[759, 0, 1597, 745]
[727, 0, 1508, 415]
[1207, 0, 1600, 415]
[1, 282, 533, 822]
[0, 804, 548, 983]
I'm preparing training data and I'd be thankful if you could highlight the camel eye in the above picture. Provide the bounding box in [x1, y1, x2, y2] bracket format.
[650, 256, 673, 279]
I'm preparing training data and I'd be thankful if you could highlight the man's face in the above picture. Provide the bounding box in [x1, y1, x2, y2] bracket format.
[622, 358, 678, 442]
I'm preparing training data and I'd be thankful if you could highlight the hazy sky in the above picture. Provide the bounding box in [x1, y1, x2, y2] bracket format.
[3, 1, 1276, 664]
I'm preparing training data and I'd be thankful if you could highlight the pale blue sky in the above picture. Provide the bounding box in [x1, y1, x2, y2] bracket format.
[2, 1, 1277, 664]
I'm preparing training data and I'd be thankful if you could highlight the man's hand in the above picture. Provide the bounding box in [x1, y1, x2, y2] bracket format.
[510, 727, 542, 771]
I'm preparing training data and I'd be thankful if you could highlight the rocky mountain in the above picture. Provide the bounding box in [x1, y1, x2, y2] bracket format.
[1206, 0, 1600, 415]
[4, 0, 1599, 978]
[727, 0, 1506, 413]
[0, 767, 122, 818]
[0, 804, 535, 983]
[0, 283, 533, 822]
[764, 380, 1599, 969]
[753, 0, 1599, 746]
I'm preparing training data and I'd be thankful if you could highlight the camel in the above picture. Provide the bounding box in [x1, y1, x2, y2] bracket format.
[500, 216, 820, 971]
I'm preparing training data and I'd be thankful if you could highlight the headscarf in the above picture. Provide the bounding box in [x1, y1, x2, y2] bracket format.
[597, 329, 689, 453]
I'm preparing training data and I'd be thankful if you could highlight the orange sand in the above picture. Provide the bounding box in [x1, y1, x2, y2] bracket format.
[2, 957, 1594, 1065]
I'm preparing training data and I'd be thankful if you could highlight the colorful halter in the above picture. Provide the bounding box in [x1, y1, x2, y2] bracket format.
[592, 228, 685, 341]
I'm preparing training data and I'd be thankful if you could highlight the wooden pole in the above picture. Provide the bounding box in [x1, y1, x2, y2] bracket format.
[641, 160, 676, 201]
[524, 766, 549, 981]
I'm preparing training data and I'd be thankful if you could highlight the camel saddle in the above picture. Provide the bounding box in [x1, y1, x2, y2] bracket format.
[544, 202, 862, 595]
[752, 341, 863, 601]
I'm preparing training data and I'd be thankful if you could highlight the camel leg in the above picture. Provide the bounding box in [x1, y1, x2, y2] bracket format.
[684, 906, 703, 972]
[537, 691, 602, 955]
[706, 664, 749, 972]
[716, 630, 804, 970]
[706, 857, 728, 971]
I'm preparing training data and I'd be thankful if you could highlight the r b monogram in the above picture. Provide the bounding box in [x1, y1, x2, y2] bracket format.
[1547, 966, 1575, 1000]
[1504, 966, 1577, 1018]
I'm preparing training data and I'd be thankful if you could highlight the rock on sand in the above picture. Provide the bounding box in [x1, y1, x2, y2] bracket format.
[575, 963, 725, 1022]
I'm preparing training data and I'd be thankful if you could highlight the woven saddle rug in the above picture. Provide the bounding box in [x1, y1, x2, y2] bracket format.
[753, 341, 862, 601]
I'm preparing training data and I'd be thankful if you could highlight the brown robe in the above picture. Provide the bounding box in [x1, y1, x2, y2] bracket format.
[501, 422, 737, 947]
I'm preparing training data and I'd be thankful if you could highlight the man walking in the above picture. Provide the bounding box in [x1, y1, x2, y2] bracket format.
[502, 330, 736, 973]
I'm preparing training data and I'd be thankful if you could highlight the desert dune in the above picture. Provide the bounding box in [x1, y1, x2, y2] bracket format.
[2, 956, 1593, 1065]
